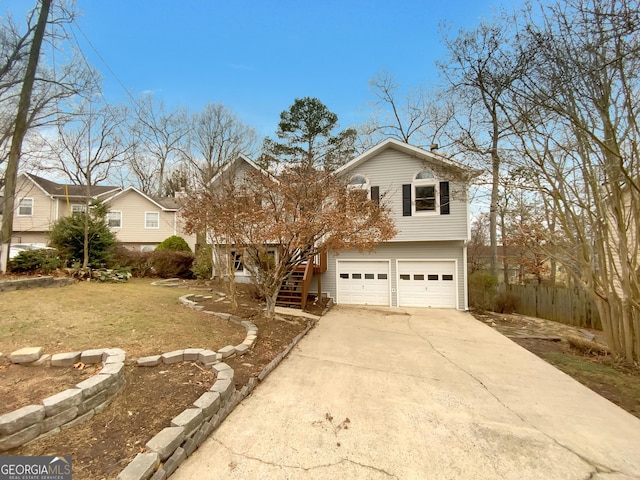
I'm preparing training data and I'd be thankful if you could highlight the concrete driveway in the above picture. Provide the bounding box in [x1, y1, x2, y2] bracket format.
[172, 306, 640, 480]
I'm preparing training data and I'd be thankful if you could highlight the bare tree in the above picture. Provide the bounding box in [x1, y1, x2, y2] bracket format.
[438, 16, 532, 278]
[510, 0, 640, 361]
[181, 103, 257, 190]
[0, 0, 99, 272]
[42, 101, 129, 268]
[361, 70, 453, 149]
[128, 93, 189, 195]
[0, 0, 51, 273]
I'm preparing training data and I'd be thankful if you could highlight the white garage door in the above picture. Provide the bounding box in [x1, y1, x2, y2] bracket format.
[337, 261, 390, 306]
[398, 261, 456, 308]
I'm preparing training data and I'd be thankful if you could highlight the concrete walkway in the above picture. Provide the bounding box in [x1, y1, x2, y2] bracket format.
[172, 306, 640, 480]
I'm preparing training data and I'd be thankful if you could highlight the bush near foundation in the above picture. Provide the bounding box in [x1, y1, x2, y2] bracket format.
[150, 250, 195, 278]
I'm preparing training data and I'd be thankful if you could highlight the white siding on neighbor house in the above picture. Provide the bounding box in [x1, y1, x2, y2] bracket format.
[344, 148, 470, 242]
[106, 190, 195, 250]
[314, 241, 467, 310]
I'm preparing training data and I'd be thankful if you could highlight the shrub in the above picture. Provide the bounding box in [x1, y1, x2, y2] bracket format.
[468, 272, 498, 310]
[9, 249, 62, 274]
[92, 268, 132, 283]
[110, 246, 154, 277]
[493, 292, 519, 314]
[191, 244, 213, 279]
[150, 250, 195, 278]
[156, 235, 192, 252]
[48, 201, 117, 267]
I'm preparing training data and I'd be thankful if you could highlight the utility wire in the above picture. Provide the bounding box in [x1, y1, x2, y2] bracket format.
[68, 17, 140, 109]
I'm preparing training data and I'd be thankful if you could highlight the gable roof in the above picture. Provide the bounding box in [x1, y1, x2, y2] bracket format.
[24, 173, 121, 199]
[208, 154, 270, 185]
[102, 186, 182, 211]
[335, 138, 479, 180]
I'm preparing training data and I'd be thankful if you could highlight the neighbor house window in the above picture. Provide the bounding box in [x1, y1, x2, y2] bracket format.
[145, 211, 159, 229]
[107, 211, 122, 228]
[414, 170, 437, 213]
[71, 204, 86, 214]
[18, 198, 33, 216]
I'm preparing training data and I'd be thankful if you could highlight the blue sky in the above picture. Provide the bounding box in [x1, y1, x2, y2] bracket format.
[5, 0, 516, 138]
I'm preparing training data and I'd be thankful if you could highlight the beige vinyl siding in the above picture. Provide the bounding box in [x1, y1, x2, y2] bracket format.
[12, 177, 56, 234]
[317, 241, 466, 310]
[344, 148, 469, 242]
[107, 190, 195, 249]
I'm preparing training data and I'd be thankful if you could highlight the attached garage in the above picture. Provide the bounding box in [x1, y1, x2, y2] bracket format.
[397, 260, 457, 308]
[337, 260, 390, 306]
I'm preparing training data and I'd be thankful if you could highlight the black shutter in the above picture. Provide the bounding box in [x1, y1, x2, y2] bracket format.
[440, 181, 450, 215]
[371, 186, 380, 204]
[402, 184, 412, 216]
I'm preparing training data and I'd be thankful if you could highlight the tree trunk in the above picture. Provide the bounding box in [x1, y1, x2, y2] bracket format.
[0, 0, 51, 273]
[225, 244, 237, 311]
[265, 290, 279, 319]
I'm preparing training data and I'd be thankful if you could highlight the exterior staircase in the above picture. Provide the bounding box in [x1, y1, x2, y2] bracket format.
[276, 252, 327, 310]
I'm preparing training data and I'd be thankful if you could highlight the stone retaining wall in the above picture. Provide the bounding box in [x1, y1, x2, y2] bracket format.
[0, 276, 75, 293]
[0, 348, 126, 451]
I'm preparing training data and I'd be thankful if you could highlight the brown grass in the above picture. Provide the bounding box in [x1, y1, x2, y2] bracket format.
[0, 279, 246, 358]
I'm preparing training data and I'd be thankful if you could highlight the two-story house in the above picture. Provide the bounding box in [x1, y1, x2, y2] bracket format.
[211, 139, 475, 310]
[318, 139, 474, 310]
[5, 174, 195, 251]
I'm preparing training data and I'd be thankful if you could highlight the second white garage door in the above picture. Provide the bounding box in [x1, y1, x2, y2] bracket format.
[397, 260, 457, 308]
[337, 261, 390, 306]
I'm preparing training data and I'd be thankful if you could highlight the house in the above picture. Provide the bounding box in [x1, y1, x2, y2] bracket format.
[211, 140, 477, 310]
[6, 173, 121, 246]
[101, 187, 196, 251]
[319, 139, 475, 310]
[3, 174, 195, 251]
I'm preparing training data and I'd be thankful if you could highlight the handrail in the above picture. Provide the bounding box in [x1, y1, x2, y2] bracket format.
[300, 255, 315, 310]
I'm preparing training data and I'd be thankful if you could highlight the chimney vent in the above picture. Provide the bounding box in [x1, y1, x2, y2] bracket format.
[430, 143, 439, 151]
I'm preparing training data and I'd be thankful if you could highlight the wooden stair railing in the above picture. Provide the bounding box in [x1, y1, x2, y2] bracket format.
[276, 256, 316, 310]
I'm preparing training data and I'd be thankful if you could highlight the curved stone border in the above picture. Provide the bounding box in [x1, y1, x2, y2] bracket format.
[117, 292, 322, 480]
[0, 348, 126, 451]
[0, 276, 75, 293]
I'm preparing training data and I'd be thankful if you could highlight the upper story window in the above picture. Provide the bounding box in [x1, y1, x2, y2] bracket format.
[71, 204, 86, 214]
[348, 174, 369, 188]
[17, 198, 33, 216]
[413, 170, 437, 213]
[402, 171, 450, 217]
[107, 211, 122, 228]
[145, 211, 160, 229]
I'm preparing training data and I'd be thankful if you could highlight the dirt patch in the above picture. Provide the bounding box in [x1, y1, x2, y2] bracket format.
[471, 310, 640, 420]
[10, 363, 215, 480]
[0, 363, 101, 415]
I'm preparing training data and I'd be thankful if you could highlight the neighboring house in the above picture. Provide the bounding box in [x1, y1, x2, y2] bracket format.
[102, 187, 196, 251]
[212, 140, 477, 310]
[5, 173, 121, 246]
[2, 174, 195, 251]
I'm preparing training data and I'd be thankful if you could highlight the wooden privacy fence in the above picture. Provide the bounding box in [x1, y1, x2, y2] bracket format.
[504, 284, 602, 330]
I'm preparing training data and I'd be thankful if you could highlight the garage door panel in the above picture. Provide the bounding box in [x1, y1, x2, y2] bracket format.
[398, 261, 456, 308]
[337, 261, 389, 306]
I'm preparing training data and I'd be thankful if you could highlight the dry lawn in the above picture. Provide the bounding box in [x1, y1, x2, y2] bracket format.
[0, 279, 246, 359]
